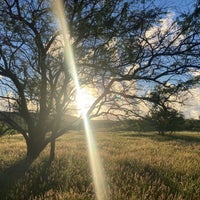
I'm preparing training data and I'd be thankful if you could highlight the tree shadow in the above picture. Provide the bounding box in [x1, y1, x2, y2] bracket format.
[0, 158, 33, 197]
[115, 158, 186, 199]
[137, 163, 182, 196]
[162, 134, 200, 144]
[0, 158, 52, 199]
[122, 132, 200, 144]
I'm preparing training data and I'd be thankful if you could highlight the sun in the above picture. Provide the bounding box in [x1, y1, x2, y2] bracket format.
[76, 88, 95, 115]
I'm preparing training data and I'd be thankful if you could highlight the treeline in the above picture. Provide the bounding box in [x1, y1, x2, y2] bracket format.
[89, 118, 200, 133]
[1, 118, 199, 136]
[122, 119, 200, 132]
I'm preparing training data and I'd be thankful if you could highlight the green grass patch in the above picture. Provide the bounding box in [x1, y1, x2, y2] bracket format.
[0, 131, 200, 199]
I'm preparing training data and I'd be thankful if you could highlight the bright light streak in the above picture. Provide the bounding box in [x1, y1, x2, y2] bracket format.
[76, 88, 95, 115]
[82, 112, 108, 200]
[52, 1, 108, 199]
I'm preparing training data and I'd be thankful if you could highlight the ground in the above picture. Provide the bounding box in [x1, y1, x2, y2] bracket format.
[0, 131, 200, 199]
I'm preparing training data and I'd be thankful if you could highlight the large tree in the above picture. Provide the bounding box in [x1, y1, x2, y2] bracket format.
[0, 0, 199, 160]
[83, 0, 200, 120]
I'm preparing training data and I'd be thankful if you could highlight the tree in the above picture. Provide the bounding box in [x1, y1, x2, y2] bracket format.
[0, 0, 75, 160]
[0, 120, 16, 136]
[148, 107, 184, 135]
[146, 85, 184, 134]
[82, 0, 200, 121]
[0, 0, 200, 160]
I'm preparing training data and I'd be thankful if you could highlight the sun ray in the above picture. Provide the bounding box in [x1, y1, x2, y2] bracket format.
[52, 1, 108, 199]
[76, 88, 95, 115]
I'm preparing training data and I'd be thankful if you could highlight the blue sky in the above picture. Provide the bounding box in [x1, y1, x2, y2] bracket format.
[157, 0, 199, 119]
[0, 0, 199, 119]
[154, 0, 196, 14]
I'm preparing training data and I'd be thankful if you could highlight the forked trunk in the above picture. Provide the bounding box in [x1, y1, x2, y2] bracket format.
[26, 135, 47, 160]
[49, 138, 55, 162]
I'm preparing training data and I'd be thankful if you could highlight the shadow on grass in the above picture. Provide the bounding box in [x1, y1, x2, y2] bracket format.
[0, 158, 52, 199]
[117, 158, 199, 199]
[0, 158, 35, 197]
[135, 162, 182, 196]
[122, 132, 200, 144]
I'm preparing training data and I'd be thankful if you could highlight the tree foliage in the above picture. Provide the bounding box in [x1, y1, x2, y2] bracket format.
[146, 85, 184, 134]
[148, 107, 184, 135]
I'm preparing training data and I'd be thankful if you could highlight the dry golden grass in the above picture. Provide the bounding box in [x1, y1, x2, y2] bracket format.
[0, 131, 200, 199]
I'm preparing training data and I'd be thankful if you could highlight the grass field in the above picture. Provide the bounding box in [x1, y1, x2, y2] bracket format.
[0, 131, 200, 200]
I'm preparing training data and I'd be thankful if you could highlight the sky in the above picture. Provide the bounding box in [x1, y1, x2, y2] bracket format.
[0, 0, 199, 120]
[179, 88, 200, 119]
[160, 0, 200, 119]
[154, 0, 196, 13]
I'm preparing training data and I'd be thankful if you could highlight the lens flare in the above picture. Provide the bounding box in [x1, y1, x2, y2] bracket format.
[76, 88, 95, 116]
[52, 1, 108, 199]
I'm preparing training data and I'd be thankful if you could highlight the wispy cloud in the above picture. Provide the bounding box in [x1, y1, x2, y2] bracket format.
[144, 11, 184, 47]
[177, 87, 200, 119]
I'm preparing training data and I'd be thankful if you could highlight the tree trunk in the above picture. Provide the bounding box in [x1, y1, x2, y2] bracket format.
[26, 135, 47, 160]
[158, 130, 165, 135]
[49, 138, 55, 163]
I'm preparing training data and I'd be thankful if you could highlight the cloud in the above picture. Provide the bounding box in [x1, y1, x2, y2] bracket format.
[143, 11, 184, 47]
[0, 92, 15, 111]
[177, 87, 200, 119]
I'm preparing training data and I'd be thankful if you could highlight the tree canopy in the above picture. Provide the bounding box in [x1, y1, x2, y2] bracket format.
[0, 0, 200, 159]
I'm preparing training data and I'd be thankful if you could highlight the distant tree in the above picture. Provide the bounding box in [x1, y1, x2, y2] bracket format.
[0, 0, 200, 161]
[146, 85, 184, 134]
[148, 107, 184, 135]
[0, 122, 10, 137]
[184, 119, 200, 132]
